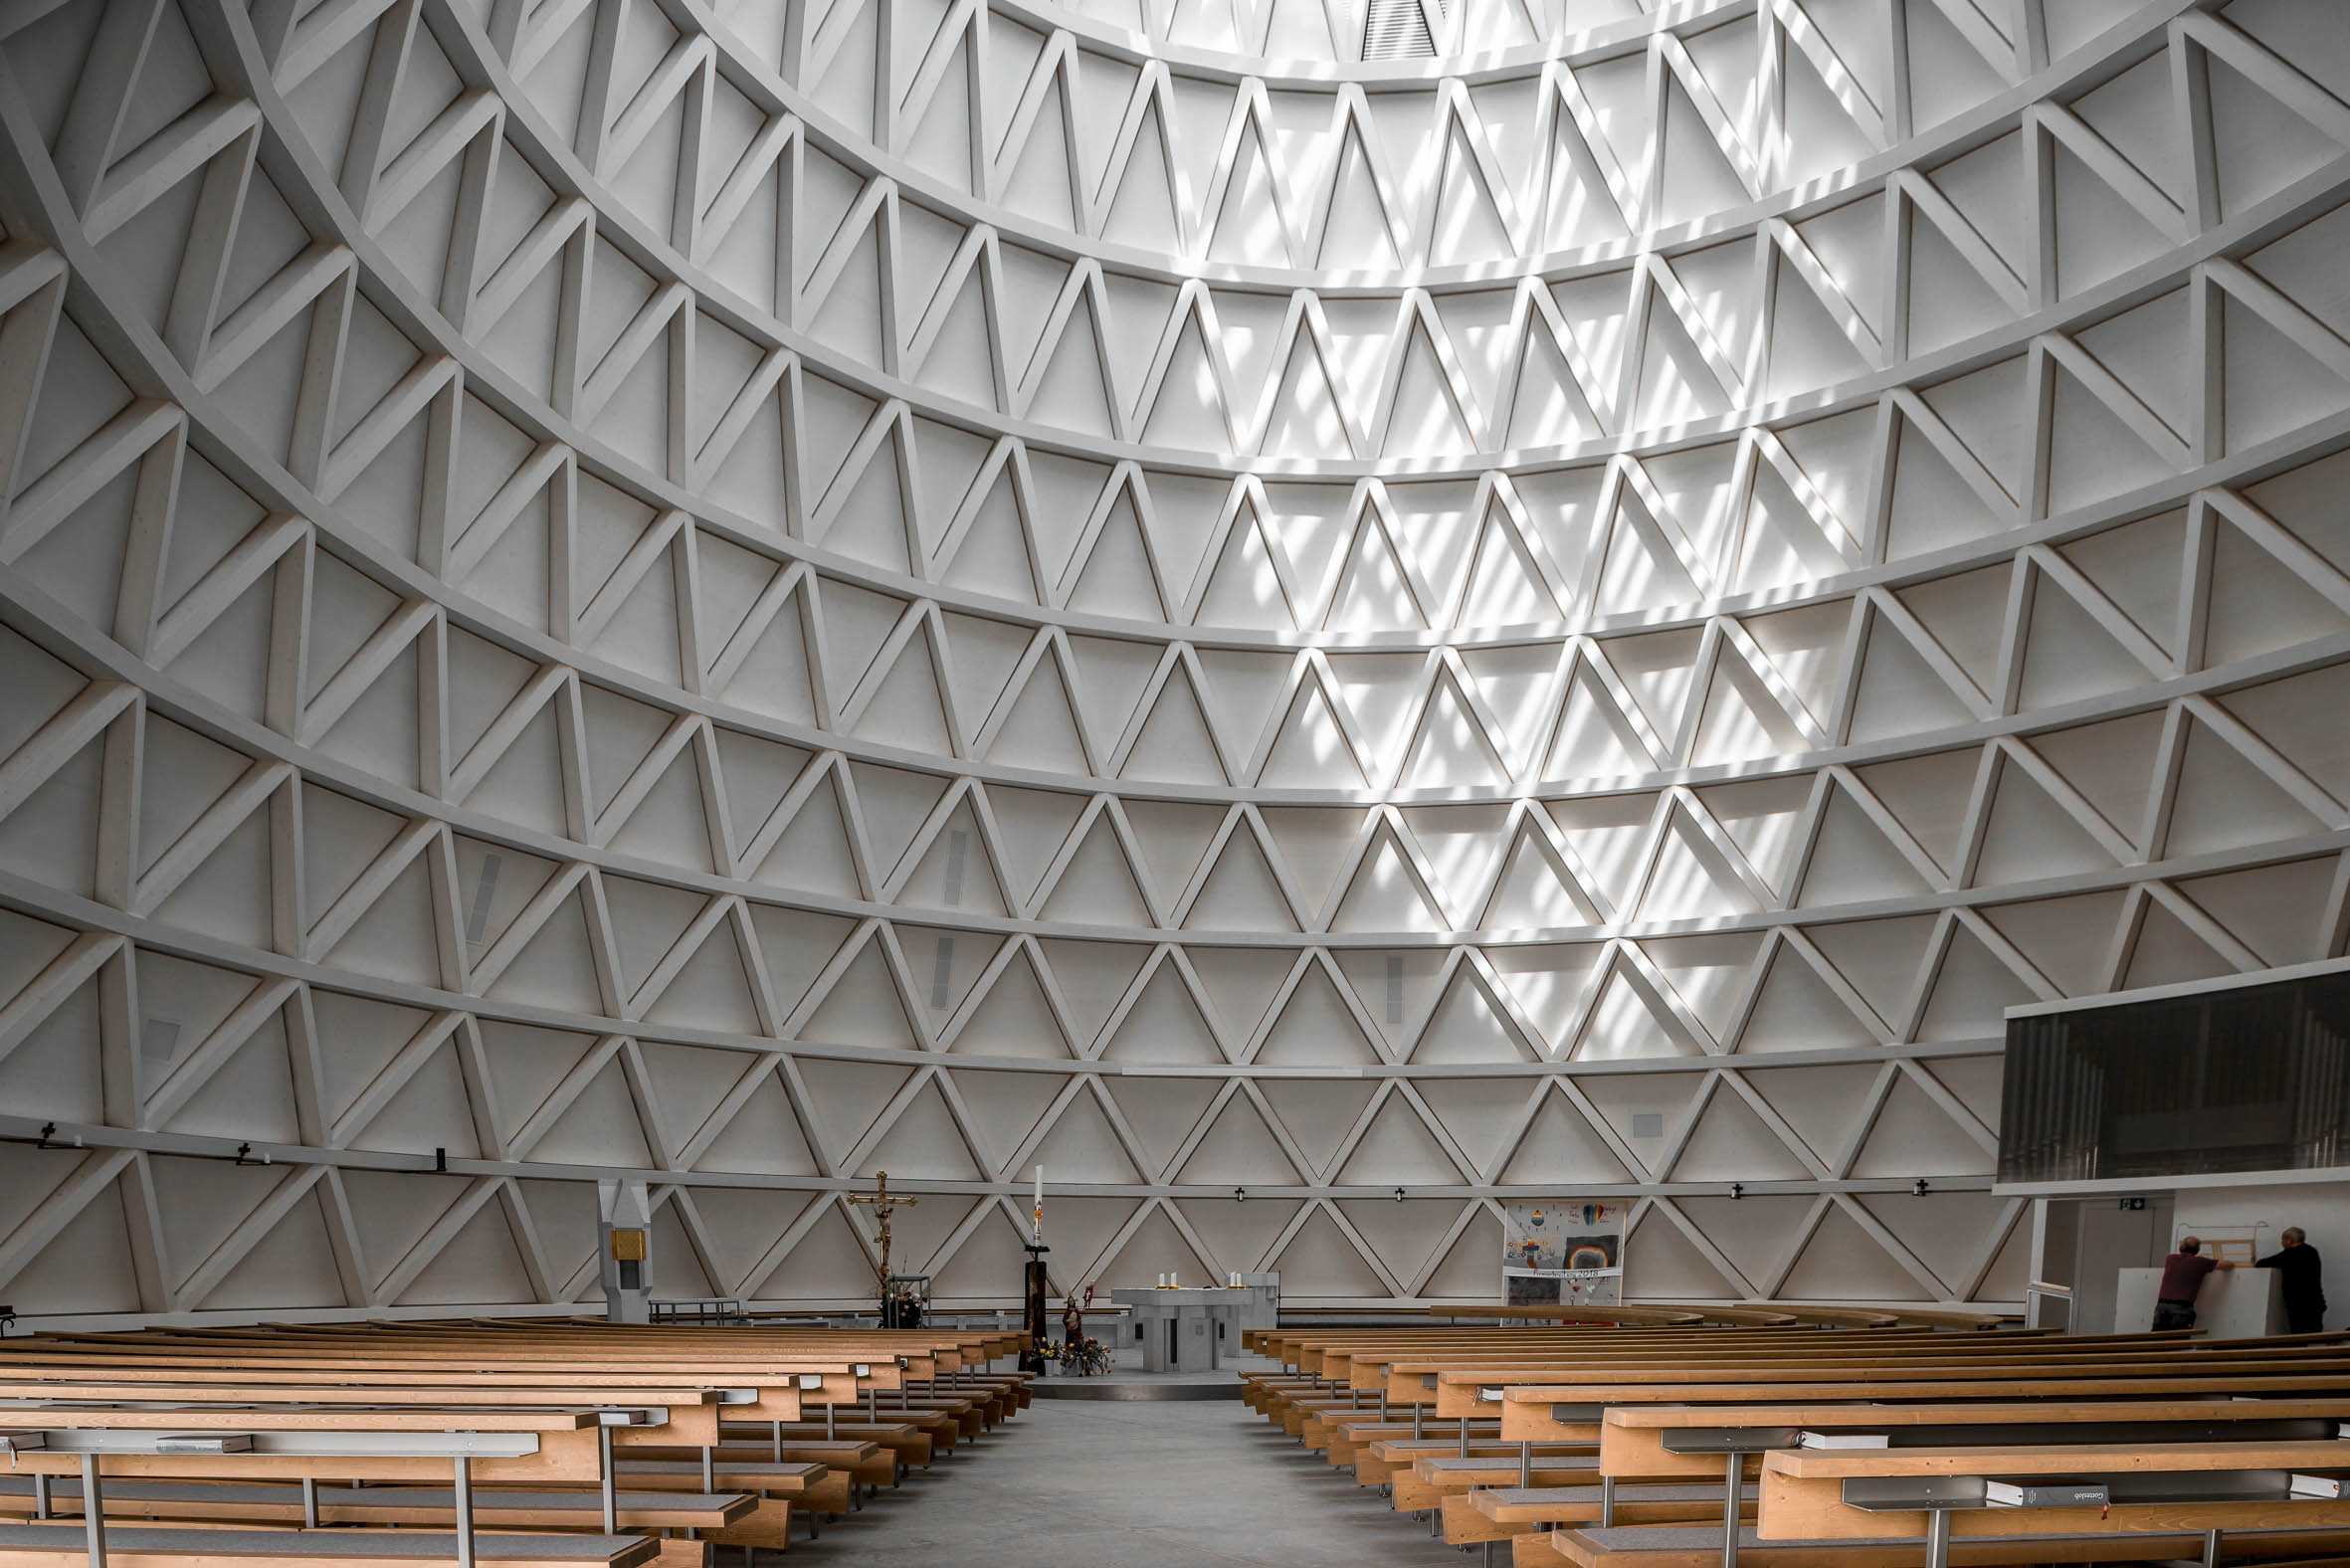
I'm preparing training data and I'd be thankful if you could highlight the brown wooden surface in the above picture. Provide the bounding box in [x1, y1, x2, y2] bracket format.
[1765, 1440, 2350, 1477]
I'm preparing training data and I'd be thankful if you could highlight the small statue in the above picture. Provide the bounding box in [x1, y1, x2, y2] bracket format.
[1061, 1290, 1082, 1345]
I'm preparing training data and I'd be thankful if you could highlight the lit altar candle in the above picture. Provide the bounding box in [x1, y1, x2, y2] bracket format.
[1032, 1164, 1043, 1242]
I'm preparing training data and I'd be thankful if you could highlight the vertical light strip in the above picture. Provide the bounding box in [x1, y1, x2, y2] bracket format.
[943, 830, 968, 905]
[930, 936, 955, 1009]
[464, 854, 502, 945]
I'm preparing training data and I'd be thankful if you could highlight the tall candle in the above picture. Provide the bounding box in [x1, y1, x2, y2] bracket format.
[1031, 1165, 1043, 1241]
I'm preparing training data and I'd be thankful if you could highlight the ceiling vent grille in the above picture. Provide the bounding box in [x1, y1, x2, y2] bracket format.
[1362, 0, 1437, 59]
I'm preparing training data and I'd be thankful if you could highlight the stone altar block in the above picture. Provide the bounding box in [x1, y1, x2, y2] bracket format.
[1109, 1286, 1243, 1372]
[1234, 1272, 1280, 1332]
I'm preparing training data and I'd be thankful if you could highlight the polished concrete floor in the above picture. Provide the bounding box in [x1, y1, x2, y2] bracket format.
[781, 1398, 1469, 1567]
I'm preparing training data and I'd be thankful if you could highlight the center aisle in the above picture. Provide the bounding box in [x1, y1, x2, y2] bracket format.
[787, 1400, 1465, 1567]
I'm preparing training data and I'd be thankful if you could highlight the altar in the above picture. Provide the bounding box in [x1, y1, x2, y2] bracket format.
[1108, 1286, 1243, 1373]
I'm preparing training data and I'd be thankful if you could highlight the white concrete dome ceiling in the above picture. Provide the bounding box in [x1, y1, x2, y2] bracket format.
[0, 0, 2347, 1322]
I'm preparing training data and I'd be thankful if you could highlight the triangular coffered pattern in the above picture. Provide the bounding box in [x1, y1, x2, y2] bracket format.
[1, 0, 2348, 1321]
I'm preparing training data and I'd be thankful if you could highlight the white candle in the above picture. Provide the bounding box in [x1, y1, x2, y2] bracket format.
[1031, 1165, 1043, 1240]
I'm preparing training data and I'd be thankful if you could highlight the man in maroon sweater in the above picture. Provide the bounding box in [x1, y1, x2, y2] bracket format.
[2154, 1237, 2235, 1331]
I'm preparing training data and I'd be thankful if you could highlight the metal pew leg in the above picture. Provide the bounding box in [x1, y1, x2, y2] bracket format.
[455, 1456, 476, 1568]
[1720, 1454, 1739, 1568]
[2204, 1528, 2224, 1568]
[1518, 1441, 1531, 1487]
[600, 1424, 618, 1534]
[302, 1476, 319, 1529]
[80, 1455, 105, 1568]
[1923, 1508, 1951, 1568]
[1600, 1474, 1615, 1527]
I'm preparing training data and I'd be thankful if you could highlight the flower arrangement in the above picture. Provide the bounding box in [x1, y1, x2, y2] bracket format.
[1049, 1334, 1110, 1376]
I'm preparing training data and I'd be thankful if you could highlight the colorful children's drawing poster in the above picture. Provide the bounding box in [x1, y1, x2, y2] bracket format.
[1502, 1199, 1625, 1305]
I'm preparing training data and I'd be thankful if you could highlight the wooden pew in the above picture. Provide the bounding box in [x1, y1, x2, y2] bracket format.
[0, 1475, 764, 1537]
[1397, 1452, 1599, 1511]
[1450, 1481, 1757, 1548]
[628, 1440, 891, 1489]
[1422, 1335, 2350, 1418]
[1452, 1390, 2350, 1552]
[4, 1319, 1034, 1446]
[0, 1316, 1036, 1568]
[0, 1417, 645, 1568]
[1248, 1320, 2350, 1568]
[1599, 1396, 2350, 1484]
[0, 1521, 668, 1568]
[1547, 1392, 2350, 1562]
[1755, 1439, 2350, 1566]
[1529, 1520, 2350, 1567]
[1262, 1324, 2067, 1407]
[1495, 1372, 2350, 1444]
[613, 1459, 851, 1520]
[1505, 1377, 2350, 1563]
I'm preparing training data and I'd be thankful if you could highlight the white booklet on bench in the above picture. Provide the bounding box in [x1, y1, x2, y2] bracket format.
[1984, 1480, 2107, 1507]
[1796, 1432, 1888, 1449]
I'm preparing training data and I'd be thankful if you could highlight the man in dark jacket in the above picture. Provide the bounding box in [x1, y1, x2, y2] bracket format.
[2258, 1228, 2326, 1334]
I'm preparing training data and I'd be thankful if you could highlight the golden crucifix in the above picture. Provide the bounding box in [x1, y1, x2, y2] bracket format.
[846, 1171, 917, 1296]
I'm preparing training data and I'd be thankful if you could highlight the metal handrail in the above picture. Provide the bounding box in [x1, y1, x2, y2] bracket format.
[648, 1296, 745, 1324]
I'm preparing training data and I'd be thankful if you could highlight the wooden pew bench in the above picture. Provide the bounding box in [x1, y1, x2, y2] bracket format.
[748, 1421, 934, 1470]
[0, 1476, 753, 1532]
[1241, 1323, 2350, 1568]
[1396, 1452, 1599, 1512]
[0, 1408, 662, 1563]
[0, 1521, 667, 1568]
[1598, 1396, 2350, 1486]
[1469, 1389, 2350, 1561]
[1439, 1343, 2350, 1423]
[613, 1459, 850, 1518]
[0, 1319, 1034, 1563]
[1524, 1437, 2350, 1568]
[1355, 1435, 1544, 1486]
[0, 1353, 837, 1427]
[1759, 1439, 2350, 1567]
[1527, 1520, 2350, 1567]
[10, 1333, 888, 1412]
[1449, 1480, 1757, 1547]
[1341, 1432, 1580, 1475]
[626, 1441, 890, 1490]
[1495, 1374, 2350, 1444]
[1494, 1385, 2350, 1552]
